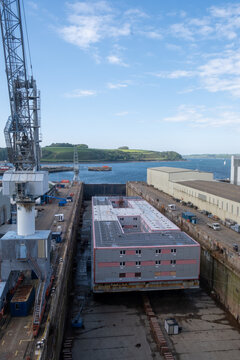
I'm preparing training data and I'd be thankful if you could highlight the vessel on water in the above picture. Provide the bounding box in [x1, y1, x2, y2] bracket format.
[88, 165, 112, 171]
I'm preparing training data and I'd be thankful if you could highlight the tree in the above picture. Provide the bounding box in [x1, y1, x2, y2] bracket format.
[77, 144, 88, 149]
[118, 146, 129, 150]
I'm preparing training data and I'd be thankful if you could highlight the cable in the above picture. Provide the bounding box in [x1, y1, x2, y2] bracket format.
[21, 0, 33, 77]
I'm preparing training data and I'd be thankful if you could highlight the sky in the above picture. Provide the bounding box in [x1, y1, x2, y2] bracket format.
[1, 1, 240, 154]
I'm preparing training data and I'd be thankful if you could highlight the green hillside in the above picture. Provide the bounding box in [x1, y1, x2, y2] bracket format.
[0, 144, 182, 163]
[41, 144, 182, 162]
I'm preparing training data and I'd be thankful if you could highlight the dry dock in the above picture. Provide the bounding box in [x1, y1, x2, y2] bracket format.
[61, 186, 240, 360]
[1, 181, 240, 360]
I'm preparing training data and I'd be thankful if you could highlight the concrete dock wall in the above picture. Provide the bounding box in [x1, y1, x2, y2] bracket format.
[42, 182, 84, 360]
[83, 183, 126, 200]
[127, 181, 240, 324]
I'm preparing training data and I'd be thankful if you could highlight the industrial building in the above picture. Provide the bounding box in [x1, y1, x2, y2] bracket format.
[92, 196, 200, 292]
[147, 166, 240, 223]
[231, 155, 240, 185]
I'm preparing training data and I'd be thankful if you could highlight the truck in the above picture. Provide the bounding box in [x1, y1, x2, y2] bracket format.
[207, 222, 221, 231]
[182, 211, 197, 224]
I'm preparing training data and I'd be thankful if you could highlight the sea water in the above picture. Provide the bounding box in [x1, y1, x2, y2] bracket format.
[48, 158, 231, 184]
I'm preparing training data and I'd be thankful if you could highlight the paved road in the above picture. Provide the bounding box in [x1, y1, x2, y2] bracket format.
[130, 182, 240, 254]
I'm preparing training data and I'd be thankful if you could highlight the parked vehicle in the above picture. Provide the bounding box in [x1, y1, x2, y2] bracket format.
[207, 222, 221, 231]
[182, 212, 197, 224]
[230, 224, 240, 233]
[168, 204, 176, 211]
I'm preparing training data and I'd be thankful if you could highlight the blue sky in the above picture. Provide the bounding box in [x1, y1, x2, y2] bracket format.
[1, 1, 240, 154]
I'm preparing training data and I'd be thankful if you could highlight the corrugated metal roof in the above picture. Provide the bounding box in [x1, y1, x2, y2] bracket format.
[148, 167, 199, 173]
[177, 180, 240, 202]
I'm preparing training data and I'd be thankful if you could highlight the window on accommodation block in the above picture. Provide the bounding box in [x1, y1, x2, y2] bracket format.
[120, 262, 125, 267]
[171, 249, 176, 253]
[156, 249, 161, 254]
[135, 272, 141, 277]
[136, 249, 141, 255]
[136, 261, 141, 266]
[119, 273, 126, 278]
[155, 260, 161, 265]
[120, 250, 125, 255]
[133, 217, 137, 220]
[171, 260, 176, 264]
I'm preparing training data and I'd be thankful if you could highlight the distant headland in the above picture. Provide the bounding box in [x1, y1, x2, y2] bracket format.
[39, 143, 182, 163]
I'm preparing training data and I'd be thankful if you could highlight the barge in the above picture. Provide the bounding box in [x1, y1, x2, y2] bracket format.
[88, 165, 112, 171]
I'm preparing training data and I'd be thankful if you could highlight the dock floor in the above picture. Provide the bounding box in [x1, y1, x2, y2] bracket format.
[62, 199, 240, 360]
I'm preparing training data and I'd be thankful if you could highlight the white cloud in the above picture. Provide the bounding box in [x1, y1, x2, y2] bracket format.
[107, 55, 128, 67]
[107, 82, 128, 89]
[143, 31, 163, 40]
[58, 1, 131, 49]
[209, 4, 240, 18]
[124, 8, 148, 18]
[152, 48, 240, 97]
[115, 111, 129, 116]
[28, 1, 38, 10]
[152, 70, 194, 79]
[69, 1, 112, 14]
[163, 105, 240, 128]
[168, 4, 240, 42]
[64, 89, 96, 98]
[170, 23, 194, 41]
[165, 43, 182, 52]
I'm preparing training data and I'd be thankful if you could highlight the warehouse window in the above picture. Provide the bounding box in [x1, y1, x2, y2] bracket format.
[120, 262, 125, 267]
[155, 260, 161, 265]
[171, 260, 176, 265]
[156, 249, 161, 254]
[135, 272, 141, 277]
[136, 261, 141, 266]
[119, 273, 126, 278]
[120, 250, 125, 255]
[136, 249, 141, 255]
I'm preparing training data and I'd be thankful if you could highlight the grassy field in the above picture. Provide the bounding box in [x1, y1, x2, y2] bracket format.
[41, 146, 182, 162]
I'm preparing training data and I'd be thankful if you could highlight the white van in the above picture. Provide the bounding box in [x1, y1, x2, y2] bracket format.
[168, 204, 176, 211]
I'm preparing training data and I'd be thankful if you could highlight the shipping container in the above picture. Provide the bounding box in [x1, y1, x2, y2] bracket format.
[10, 285, 35, 317]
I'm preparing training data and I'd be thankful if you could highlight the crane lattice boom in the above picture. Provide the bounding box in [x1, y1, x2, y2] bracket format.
[0, 0, 41, 170]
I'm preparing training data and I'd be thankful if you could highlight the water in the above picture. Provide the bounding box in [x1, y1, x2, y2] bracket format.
[47, 158, 231, 184]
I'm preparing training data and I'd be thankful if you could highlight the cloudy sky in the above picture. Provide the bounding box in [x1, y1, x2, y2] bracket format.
[1, 0, 240, 154]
